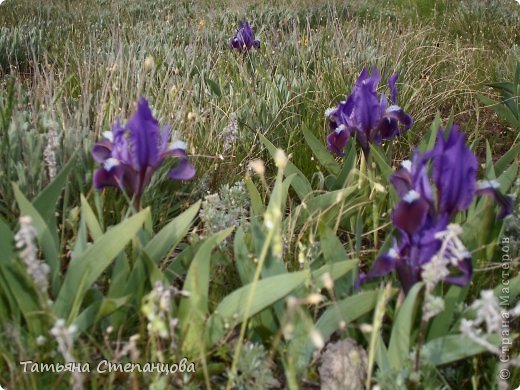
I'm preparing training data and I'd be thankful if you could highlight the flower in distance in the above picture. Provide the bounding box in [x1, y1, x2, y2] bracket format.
[230, 21, 260, 52]
[92, 97, 195, 204]
[360, 125, 512, 293]
[325, 68, 413, 156]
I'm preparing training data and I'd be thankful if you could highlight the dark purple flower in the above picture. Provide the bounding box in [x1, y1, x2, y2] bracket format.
[230, 21, 260, 52]
[92, 97, 195, 204]
[326, 124, 351, 156]
[431, 125, 478, 215]
[360, 125, 512, 293]
[325, 68, 413, 156]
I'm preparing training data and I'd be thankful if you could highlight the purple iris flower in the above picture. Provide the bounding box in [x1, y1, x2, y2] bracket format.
[325, 68, 413, 156]
[92, 97, 195, 206]
[360, 125, 512, 293]
[230, 21, 260, 52]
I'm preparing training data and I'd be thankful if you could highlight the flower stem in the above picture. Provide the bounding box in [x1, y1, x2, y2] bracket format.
[413, 316, 427, 388]
[226, 227, 275, 389]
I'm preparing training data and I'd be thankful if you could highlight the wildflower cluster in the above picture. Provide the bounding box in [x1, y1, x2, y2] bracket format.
[419, 224, 472, 320]
[15, 216, 50, 295]
[229, 21, 260, 52]
[50, 319, 83, 390]
[220, 113, 239, 152]
[141, 281, 187, 339]
[43, 126, 59, 180]
[360, 125, 512, 293]
[92, 97, 195, 205]
[199, 181, 249, 236]
[50, 319, 78, 363]
[325, 67, 413, 156]
[460, 290, 520, 362]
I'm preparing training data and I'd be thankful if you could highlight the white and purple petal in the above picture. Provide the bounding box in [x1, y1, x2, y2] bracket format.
[476, 180, 513, 219]
[392, 191, 430, 236]
[390, 166, 413, 197]
[92, 139, 113, 163]
[93, 166, 121, 190]
[92, 97, 195, 198]
[326, 125, 351, 156]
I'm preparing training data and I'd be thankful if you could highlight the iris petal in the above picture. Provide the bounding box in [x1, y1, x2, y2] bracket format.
[392, 194, 429, 235]
[169, 158, 196, 180]
[395, 260, 420, 294]
[353, 80, 381, 135]
[390, 167, 413, 197]
[432, 126, 477, 215]
[444, 256, 473, 286]
[230, 21, 259, 52]
[360, 123, 509, 294]
[324, 67, 412, 154]
[326, 126, 351, 156]
[92, 97, 195, 199]
[388, 72, 399, 105]
[127, 97, 162, 170]
[93, 167, 120, 189]
[476, 181, 513, 219]
[92, 140, 112, 163]
[365, 250, 398, 279]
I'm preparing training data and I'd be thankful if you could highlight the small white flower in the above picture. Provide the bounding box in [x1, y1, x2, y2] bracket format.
[321, 272, 334, 290]
[50, 318, 82, 388]
[373, 182, 386, 193]
[43, 127, 59, 180]
[422, 223, 469, 292]
[220, 113, 239, 152]
[274, 149, 288, 169]
[144, 55, 155, 72]
[470, 290, 502, 334]
[421, 254, 449, 291]
[15, 216, 50, 295]
[310, 329, 324, 349]
[249, 159, 265, 176]
[36, 335, 47, 346]
[306, 293, 324, 305]
[433, 224, 469, 266]
[423, 295, 445, 321]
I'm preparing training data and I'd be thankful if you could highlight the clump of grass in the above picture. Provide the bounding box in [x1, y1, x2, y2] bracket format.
[0, 24, 43, 74]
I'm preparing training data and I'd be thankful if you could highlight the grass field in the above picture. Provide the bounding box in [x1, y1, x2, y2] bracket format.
[1, 0, 519, 388]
